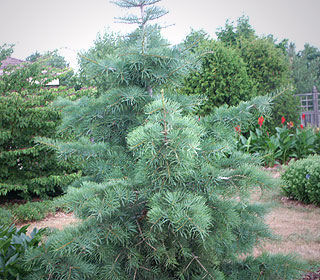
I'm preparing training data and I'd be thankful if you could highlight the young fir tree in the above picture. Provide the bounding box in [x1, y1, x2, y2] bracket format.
[24, 1, 304, 279]
[0, 59, 94, 198]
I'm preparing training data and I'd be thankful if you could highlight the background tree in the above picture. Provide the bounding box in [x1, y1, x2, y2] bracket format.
[24, 1, 304, 279]
[77, 30, 124, 92]
[25, 51, 41, 63]
[216, 15, 256, 47]
[0, 58, 94, 198]
[26, 49, 69, 69]
[181, 40, 256, 114]
[182, 28, 209, 53]
[216, 16, 291, 95]
[291, 43, 320, 93]
[239, 37, 291, 96]
[0, 43, 14, 64]
[25, 49, 76, 87]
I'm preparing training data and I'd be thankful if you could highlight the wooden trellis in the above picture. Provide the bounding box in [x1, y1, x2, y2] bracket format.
[296, 86, 320, 127]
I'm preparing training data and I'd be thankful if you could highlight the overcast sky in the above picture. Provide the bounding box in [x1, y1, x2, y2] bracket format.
[1, 0, 320, 69]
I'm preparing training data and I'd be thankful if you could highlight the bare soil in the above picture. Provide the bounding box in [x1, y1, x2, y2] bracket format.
[18, 211, 79, 235]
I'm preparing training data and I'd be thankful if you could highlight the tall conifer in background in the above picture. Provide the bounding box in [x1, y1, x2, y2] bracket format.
[25, 1, 304, 279]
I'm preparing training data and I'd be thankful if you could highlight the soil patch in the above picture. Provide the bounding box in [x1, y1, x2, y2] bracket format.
[18, 211, 79, 235]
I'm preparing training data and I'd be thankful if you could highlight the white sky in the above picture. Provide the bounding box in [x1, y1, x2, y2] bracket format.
[1, 0, 320, 70]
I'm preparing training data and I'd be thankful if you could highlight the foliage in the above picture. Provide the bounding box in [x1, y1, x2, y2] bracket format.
[239, 37, 291, 96]
[25, 51, 41, 63]
[25, 49, 76, 87]
[181, 40, 256, 114]
[215, 15, 256, 47]
[0, 224, 45, 280]
[217, 16, 291, 99]
[77, 29, 124, 91]
[266, 87, 300, 132]
[0, 44, 14, 64]
[182, 28, 210, 53]
[282, 155, 320, 205]
[10, 200, 56, 223]
[0, 59, 95, 198]
[239, 118, 319, 166]
[0, 207, 13, 227]
[26, 49, 69, 69]
[23, 1, 304, 279]
[216, 15, 291, 96]
[291, 43, 320, 93]
[181, 16, 292, 115]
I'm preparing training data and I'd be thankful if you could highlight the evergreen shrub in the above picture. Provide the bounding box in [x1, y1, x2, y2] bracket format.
[0, 207, 13, 226]
[0, 58, 95, 198]
[181, 40, 256, 114]
[265, 87, 300, 133]
[22, 1, 306, 279]
[11, 200, 56, 222]
[282, 155, 320, 204]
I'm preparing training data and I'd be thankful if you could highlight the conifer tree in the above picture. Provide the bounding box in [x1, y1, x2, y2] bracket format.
[24, 1, 304, 279]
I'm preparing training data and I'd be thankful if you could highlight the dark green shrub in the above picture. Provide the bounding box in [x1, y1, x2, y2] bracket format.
[240, 37, 291, 96]
[11, 200, 56, 222]
[282, 155, 320, 204]
[266, 88, 300, 133]
[181, 40, 256, 114]
[0, 57, 95, 198]
[0, 207, 13, 227]
[0, 224, 45, 279]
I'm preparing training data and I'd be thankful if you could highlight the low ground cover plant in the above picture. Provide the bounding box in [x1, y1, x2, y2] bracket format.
[0, 207, 13, 227]
[282, 155, 320, 205]
[10, 200, 56, 223]
[0, 199, 62, 225]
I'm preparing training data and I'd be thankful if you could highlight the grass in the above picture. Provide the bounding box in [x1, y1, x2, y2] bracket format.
[0, 198, 65, 226]
[252, 169, 320, 265]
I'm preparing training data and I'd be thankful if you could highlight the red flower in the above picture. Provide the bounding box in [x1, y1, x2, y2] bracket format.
[258, 116, 264, 128]
[300, 124, 304, 129]
[302, 113, 306, 120]
[235, 125, 241, 134]
[281, 116, 286, 124]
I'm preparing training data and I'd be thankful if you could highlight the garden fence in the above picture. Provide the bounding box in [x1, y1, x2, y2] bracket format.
[296, 86, 320, 127]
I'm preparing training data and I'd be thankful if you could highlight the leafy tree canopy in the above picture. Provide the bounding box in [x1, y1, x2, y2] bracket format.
[291, 43, 320, 93]
[216, 16, 291, 96]
[216, 15, 256, 47]
[26, 49, 69, 69]
[240, 37, 291, 95]
[0, 44, 14, 65]
[0, 57, 94, 198]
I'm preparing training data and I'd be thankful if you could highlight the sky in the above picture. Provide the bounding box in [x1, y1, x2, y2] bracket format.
[1, 0, 320, 70]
